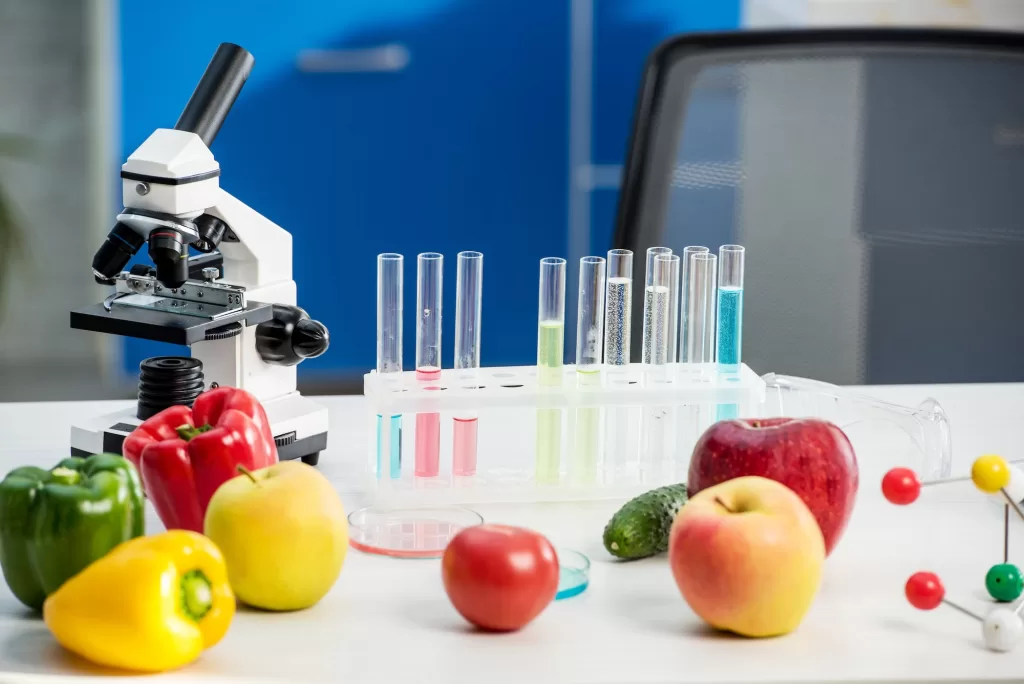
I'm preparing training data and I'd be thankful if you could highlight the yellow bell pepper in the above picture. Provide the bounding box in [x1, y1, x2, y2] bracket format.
[42, 530, 235, 672]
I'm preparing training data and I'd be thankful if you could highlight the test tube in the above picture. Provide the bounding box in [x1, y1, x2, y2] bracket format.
[604, 249, 633, 368]
[415, 252, 443, 478]
[574, 256, 605, 483]
[662, 253, 682, 365]
[717, 245, 745, 366]
[536, 257, 566, 484]
[679, 246, 709, 364]
[642, 246, 672, 366]
[453, 251, 483, 476]
[376, 253, 403, 479]
[685, 252, 718, 364]
[641, 253, 679, 473]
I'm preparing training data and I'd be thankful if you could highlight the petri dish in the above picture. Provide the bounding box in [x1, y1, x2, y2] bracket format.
[555, 547, 590, 600]
[347, 506, 484, 558]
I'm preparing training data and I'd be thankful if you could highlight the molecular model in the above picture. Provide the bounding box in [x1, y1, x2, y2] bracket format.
[882, 455, 1024, 653]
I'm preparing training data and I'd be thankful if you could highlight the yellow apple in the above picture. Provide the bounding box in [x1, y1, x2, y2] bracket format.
[668, 475, 825, 637]
[204, 460, 348, 611]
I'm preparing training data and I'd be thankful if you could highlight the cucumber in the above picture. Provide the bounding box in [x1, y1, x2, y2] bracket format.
[602, 483, 689, 560]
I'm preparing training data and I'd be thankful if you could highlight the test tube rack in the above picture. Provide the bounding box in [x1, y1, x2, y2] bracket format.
[362, 361, 766, 505]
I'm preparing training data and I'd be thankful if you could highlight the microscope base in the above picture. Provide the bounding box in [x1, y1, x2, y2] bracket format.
[69, 392, 329, 466]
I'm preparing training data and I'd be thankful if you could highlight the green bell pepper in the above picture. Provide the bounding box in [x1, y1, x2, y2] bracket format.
[0, 453, 145, 610]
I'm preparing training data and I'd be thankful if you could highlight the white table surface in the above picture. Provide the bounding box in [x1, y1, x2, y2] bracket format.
[0, 383, 1023, 683]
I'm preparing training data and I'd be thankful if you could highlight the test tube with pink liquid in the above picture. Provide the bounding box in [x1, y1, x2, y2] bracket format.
[415, 252, 443, 477]
[452, 251, 483, 476]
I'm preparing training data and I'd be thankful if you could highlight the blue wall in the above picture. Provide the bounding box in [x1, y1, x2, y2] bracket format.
[117, 1, 740, 382]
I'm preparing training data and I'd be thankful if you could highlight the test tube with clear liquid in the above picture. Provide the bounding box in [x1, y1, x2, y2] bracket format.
[573, 256, 605, 484]
[453, 251, 483, 476]
[536, 257, 566, 484]
[676, 246, 709, 466]
[415, 252, 443, 478]
[686, 252, 718, 439]
[642, 253, 678, 480]
[604, 249, 633, 481]
[376, 253, 403, 479]
[716, 245, 745, 420]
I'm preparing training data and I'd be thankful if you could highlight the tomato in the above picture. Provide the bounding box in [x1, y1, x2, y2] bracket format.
[442, 524, 560, 632]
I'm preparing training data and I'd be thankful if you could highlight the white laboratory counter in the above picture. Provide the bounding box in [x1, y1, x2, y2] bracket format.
[0, 383, 1022, 683]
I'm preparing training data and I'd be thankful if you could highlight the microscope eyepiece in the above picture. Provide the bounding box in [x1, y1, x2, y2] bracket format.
[148, 229, 190, 289]
[92, 222, 145, 283]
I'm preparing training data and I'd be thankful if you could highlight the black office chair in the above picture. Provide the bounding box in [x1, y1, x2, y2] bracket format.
[613, 28, 1024, 385]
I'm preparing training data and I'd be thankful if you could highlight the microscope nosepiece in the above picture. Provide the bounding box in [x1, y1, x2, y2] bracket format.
[92, 222, 145, 282]
[148, 229, 190, 289]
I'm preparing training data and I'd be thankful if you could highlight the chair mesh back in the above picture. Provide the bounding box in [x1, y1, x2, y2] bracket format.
[619, 32, 1024, 384]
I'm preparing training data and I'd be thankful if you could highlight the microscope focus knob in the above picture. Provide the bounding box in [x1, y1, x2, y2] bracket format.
[255, 304, 329, 366]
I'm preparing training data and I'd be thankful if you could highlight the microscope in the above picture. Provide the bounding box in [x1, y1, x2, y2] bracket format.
[70, 43, 330, 465]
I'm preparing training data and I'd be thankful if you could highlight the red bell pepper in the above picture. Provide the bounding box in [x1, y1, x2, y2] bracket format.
[122, 386, 278, 533]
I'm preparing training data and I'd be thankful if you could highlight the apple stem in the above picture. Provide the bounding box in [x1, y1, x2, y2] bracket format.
[236, 464, 259, 485]
[714, 496, 734, 514]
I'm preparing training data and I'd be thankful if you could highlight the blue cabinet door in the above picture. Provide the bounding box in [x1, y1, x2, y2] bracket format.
[117, 1, 570, 382]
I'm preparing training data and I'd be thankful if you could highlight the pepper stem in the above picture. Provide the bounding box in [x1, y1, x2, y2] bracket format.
[180, 569, 213, 622]
[49, 467, 81, 486]
[236, 464, 259, 485]
[176, 424, 213, 441]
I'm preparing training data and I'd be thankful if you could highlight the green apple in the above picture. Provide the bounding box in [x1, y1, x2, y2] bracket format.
[204, 460, 348, 611]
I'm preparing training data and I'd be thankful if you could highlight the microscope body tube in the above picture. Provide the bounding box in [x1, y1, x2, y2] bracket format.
[415, 252, 443, 478]
[536, 257, 566, 484]
[175, 43, 254, 148]
[574, 256, 606, 483]
[376, 253, 403, 479]
[453, 251, 483, 476]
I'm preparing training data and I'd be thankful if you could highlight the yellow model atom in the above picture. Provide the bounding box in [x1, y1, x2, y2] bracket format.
[973, 454, 1011, 494]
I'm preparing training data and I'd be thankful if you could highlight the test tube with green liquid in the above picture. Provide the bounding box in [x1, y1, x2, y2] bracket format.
[573, 255, 605, 483]
[536, 257, 566, 484]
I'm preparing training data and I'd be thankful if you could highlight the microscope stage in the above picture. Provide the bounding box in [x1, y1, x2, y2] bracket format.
[70, 299, 273, 346]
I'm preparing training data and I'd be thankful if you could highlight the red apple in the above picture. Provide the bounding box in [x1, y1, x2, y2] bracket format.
[687, 417, 858, 556]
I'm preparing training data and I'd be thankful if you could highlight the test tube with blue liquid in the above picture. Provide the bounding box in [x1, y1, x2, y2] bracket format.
[536, 257, 566, 484]
[376, 253, 403, 479]
[716, 245, 745, 420]
[453, 251, 483, 476]
[573, 255, 605, 483]
[415, 252, 443, 478]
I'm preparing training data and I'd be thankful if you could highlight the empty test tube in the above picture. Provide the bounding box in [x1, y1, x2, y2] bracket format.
[661, 253, 682, 365]
[415, 252, 443, 477]
[604, 249, 633, 368]
[574, 256, 605, 483]
[685, 252, 718, 364]
[717, 245, 745, 367]
[642, 247, 672, 366]
[376, 253, 403, 479]
[453, 251, 483, 476]
[679, 246, 709, 363]
[536, 257, 566, 484]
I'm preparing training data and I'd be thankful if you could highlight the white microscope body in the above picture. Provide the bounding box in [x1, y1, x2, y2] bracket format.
[70, 43, 329, 463]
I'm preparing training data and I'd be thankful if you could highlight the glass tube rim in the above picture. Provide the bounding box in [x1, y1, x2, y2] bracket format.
[458, 250, 483, 260]
[580, 255, 606, 266]
[608, 248, 632, 257]
[719, 244, 745, 254]
[541, 256, 567, 266]
[418, 251, 444, 261]
[378, 252, 404, 261]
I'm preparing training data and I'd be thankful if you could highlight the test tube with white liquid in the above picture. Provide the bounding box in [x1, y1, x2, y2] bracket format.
[642, 246, 672, 369]
[536, 257, 566, 484]
[453, 251, 483, 476]
[415, 252, 443, 478]
[573, 256, 605, 483]
[604, 249, 633, 480]
[376, 253, 403, 479]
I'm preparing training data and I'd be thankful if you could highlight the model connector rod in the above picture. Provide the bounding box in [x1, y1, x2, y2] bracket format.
[175, 42, 254, 147]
